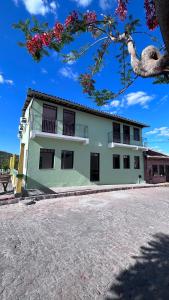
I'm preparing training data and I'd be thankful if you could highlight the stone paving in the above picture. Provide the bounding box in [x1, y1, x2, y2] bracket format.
[0, 187, 169, 299]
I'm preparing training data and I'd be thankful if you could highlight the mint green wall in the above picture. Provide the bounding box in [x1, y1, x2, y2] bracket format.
[24, 98, 145, 189]
[21, 100, 32, 176]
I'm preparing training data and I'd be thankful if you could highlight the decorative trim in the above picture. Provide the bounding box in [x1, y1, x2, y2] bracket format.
[30, 130, 89, 144]
[108, 142, 147, 151]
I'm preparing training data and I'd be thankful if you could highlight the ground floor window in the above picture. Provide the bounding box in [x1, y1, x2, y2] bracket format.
[113, 154, 120, 169]
[39, 149, 55, 169]
[134, 156, 140, 169]
[159, 165, 165, 176]
[61, 150, 74, 169]
[123, 155, 130, 169]
[152, 165, 158, 176]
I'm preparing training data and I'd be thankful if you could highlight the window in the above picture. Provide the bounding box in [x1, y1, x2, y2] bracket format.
[42, 104, 57, 133]
[61, 150, 74, 169]
[134, 128, 140, 141]
[159, 165, 165, 176]
[113, 123, 121, 143]
[39, 149, 55, 169]
[134, 156, 140, 169]
[123, 125, 130, 144]
[63, 109, 75, 136]
[123, 155, 130, 169]
[113, 154, 120, 169]
[152, 165, 158, 176]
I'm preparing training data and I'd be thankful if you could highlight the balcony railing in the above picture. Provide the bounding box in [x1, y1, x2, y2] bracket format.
[108, 132, 147, 147]
[30, 115, 89, 139]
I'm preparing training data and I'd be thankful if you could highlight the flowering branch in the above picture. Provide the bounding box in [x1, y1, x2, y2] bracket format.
[14, 1, 169, 105]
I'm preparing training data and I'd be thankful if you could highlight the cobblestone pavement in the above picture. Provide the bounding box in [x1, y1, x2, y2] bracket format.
[0, 187, 169, 299]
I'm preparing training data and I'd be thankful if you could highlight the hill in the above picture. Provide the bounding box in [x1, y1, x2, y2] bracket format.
[0, 151, 19, 169]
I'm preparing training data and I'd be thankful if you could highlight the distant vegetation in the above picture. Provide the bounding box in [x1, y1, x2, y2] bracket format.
[0, 151, 19, 170]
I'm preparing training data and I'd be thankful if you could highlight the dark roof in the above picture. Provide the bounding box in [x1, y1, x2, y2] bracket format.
[23, 88, 149, 128]
[146, 149, 169, 157]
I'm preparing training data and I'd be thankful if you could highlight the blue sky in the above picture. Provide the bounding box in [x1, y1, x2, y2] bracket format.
[0, 0, 169, 154]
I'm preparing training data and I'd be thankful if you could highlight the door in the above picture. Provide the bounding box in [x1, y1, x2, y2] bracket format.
[42, 104, 57, 133]
[90, 153, 100, 182]
[113, 122, 121, 143]
[123, 125, 130, 144]
[166, 165, 169, 182]
[63, 109, 75, 136]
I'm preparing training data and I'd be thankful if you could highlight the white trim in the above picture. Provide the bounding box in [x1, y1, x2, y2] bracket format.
[108, 142, 147, 151]
[30, 130, 89, 144]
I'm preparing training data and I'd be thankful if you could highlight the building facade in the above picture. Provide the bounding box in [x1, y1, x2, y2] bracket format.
[144, 149, 169, 184]
[18, 89, 148, 190]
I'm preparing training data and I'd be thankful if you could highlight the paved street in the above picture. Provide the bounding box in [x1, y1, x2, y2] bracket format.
[0, 187, 169, 299]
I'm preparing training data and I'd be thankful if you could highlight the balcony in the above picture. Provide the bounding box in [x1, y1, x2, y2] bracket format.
[30, 116, 89, 144]
[108, 132, 148, 150]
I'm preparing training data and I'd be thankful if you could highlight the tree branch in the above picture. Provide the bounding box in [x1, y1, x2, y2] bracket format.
[109, 32, 169, 78]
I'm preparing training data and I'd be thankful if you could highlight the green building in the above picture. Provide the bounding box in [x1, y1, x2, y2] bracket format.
[18, 89, 148, 190]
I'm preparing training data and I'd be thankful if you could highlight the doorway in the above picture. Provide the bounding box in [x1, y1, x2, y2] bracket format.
[90, 153, 100, 182]
[42, 104, 57, 133]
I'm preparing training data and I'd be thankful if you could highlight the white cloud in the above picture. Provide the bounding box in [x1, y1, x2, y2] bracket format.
[50, 1, 57, 12]
[41, 68, 48, 74]
[146, 127, 169, 137]
[14, 0, 58, 15]
[124, 91, 154, 108]
[110, 100, 120, 108]
[59, 67, 78, 81]
[103, 91, 154, 112]
[72, 0, 93, 7]
[99, 0, 112, 10]
[103, 100, 121, 110]
[65, 52, 76, 65]
[0, 74, 14, 85]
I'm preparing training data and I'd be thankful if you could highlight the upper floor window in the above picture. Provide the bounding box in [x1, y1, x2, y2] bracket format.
[63, 109, 75, 136]
[42, 104, 57, 134]
[133, 128, 140, 141]
[39, 149, 55, 169]
[123, 125, 130, 144]
[123, 155, 130, 169]
[61, 150, 74, 169]
[113, 123, 121, 143]
[134, 156, 140, 169]
[113, 154, 120, 169]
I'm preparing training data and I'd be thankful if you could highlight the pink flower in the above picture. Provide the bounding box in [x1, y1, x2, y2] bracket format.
[53, 22, 64, 42]
[40, 32, 52, 46]
[115, 0, 128, 21]
[80, 73, 95, 95]
[65, 11, 78, 28]
[26, 34, 43, 55]
[144, 0, 158, 30]
[84, 11, 97, 24]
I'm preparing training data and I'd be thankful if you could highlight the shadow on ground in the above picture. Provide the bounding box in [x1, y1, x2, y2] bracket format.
[105, 233, 169, 300]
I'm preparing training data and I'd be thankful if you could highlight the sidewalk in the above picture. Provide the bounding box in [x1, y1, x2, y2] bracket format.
[0, 182, 169, 206]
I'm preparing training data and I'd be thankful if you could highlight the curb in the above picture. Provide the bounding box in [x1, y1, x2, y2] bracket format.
[0, 183, 169, 206]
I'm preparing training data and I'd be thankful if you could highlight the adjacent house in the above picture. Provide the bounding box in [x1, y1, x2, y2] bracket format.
[144, 149, 169, 184]
[17, 89, 148, 191]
